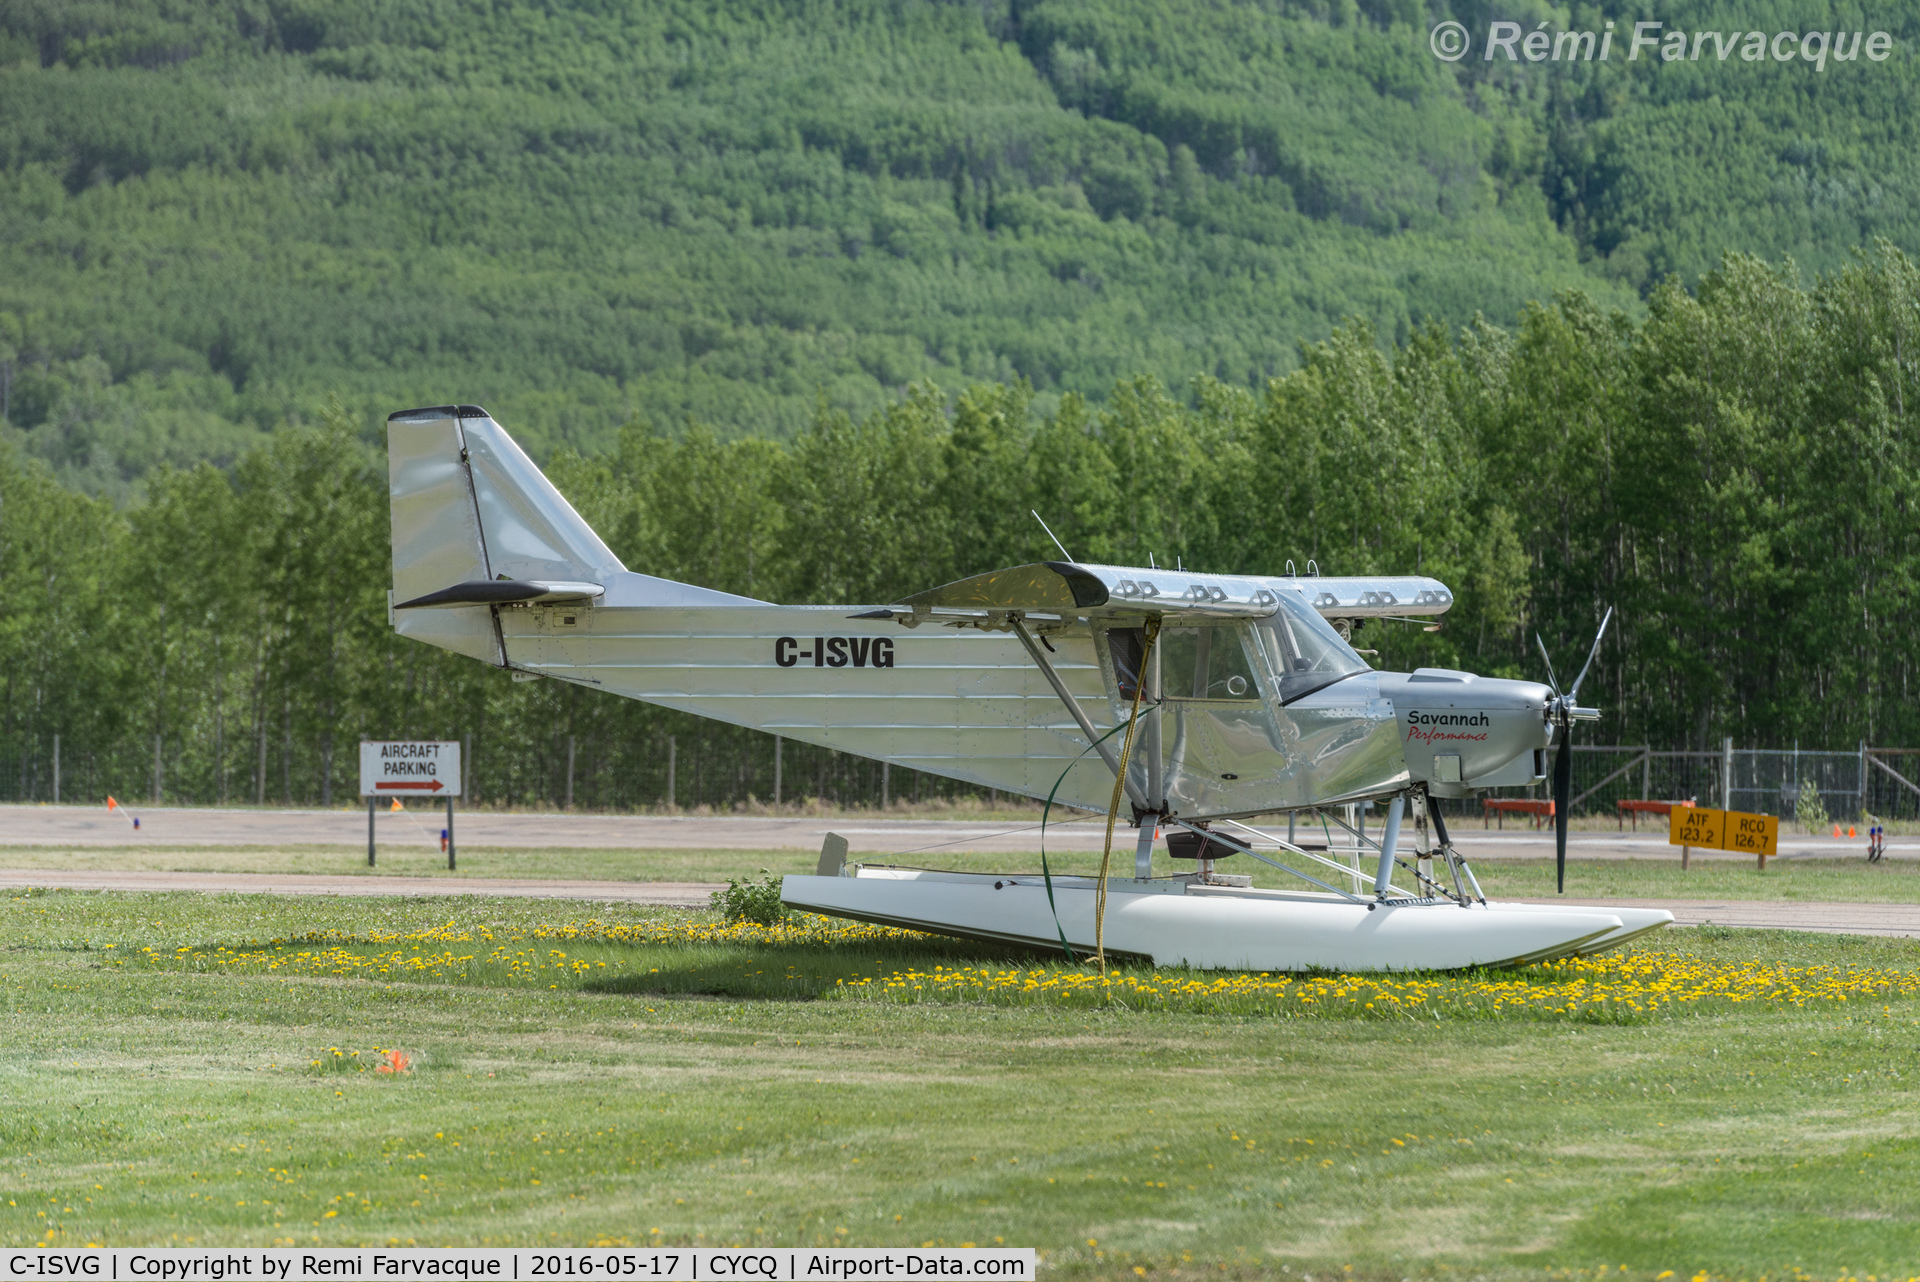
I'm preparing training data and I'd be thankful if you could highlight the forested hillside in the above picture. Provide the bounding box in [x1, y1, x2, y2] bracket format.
[5, 250, 1918, 809]
[2, 0, 1914, 493]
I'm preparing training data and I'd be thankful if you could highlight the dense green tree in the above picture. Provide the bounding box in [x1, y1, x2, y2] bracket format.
[28, 0, 1918, 493]
[8, 250, 1920, 809]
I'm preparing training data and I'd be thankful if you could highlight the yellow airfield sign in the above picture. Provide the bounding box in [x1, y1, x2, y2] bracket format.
[1669, 805, 1724, 850]
[1724, 810, 1779, 857]
[1669, 805, 1778, 863]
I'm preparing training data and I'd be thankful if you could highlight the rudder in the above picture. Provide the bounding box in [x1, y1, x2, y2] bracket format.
[388, 406, 500, 665]
[388, 404, 627, 666]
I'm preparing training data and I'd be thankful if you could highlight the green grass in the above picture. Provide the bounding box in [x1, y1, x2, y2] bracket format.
[6, 836, 1919, 905]
[5, 888, 1920, 1277]
[1470, 855, 1920, 904]
[0, 843, 803, 884]
[0, 837, 1116, 885]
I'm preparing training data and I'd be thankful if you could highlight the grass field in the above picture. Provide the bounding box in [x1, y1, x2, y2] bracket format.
[5, 887, 1920, 1278]
[5, 837, 1920, 905]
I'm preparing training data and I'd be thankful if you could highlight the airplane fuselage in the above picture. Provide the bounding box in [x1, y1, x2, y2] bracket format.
[387, 404, 1553, 822]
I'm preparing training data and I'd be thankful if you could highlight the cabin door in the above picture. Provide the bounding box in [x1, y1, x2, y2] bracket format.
[1101, 622, 1293, 816]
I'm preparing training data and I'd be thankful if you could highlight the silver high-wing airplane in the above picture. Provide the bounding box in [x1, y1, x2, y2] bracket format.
[387, 405, 1669, 970]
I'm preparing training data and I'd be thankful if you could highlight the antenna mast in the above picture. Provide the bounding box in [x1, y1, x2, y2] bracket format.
[1031, 511, 1074, 561]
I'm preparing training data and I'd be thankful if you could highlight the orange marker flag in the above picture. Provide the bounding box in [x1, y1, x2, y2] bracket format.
[390, 798, 404, 812]
[1833, 824, 1842, 838]
[1849, 826, 1857, 838]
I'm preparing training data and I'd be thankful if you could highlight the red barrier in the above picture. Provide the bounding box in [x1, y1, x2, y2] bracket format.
[1483, 798, 1555, 830]
[1617, 799, 1694, 831]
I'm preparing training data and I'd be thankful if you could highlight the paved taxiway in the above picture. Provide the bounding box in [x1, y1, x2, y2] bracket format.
[4, 805, 1912, 936]
[0, 804, 1899, 861]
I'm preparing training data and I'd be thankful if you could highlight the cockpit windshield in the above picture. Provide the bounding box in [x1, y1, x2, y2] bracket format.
[1250, 591, 1372, 703]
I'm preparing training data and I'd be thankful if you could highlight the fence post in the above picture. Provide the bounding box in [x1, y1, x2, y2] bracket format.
[1641, 746, 1650, 800]
[1860, 740, 1869, 821]
[1721, 737, 1733, 811]
[774, 735, 782, 806]
[52, 734, 59, 804]
[565, 734, 576, 809]
[153, 733, 163, 805]
[666, 735, 676, 811]
[882, 761, 890, 809]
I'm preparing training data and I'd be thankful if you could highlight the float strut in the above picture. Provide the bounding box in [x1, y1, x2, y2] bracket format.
[1429, 800, 1484, 905]
[1373, 795, 1405, 897]
[1134, 820, 1156, 880]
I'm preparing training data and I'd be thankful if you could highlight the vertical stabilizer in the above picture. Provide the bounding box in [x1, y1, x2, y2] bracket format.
[388, 404, 764, 666]
[388, 406, 502, 665]
[389, 408, 487, 599]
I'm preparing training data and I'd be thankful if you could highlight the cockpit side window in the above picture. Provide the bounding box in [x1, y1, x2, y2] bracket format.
[1108, 626, 1147, 701]
[1160, 625, 1259, 700]
[1105, 624, 1260, 702]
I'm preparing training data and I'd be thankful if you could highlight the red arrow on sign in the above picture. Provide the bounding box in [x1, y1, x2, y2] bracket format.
[376, 780, 445, 792]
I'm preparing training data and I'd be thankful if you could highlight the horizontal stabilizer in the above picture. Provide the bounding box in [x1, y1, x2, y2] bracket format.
[395, 579, 603, 609]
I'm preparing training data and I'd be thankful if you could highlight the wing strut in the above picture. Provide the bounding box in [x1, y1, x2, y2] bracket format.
[1010, 619, 1147, 813]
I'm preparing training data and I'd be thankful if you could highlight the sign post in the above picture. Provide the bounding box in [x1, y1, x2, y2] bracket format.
[359, 742, 463, 870]
[1725, 810, 1779, 868]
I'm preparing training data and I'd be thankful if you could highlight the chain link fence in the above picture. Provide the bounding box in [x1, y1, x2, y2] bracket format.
[9, 730, 1920, 823]
[1485, 744, 1920, 825]
[0, 728, 994, 812]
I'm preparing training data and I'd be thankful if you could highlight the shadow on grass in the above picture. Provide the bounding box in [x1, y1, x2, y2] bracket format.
[580, 933, 1061, 1001]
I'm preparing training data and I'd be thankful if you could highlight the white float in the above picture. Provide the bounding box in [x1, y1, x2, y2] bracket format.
[782, 867, 1672, 972]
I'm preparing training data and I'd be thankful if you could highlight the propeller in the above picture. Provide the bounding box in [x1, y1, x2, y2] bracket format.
[1537, 607, 1613, 893]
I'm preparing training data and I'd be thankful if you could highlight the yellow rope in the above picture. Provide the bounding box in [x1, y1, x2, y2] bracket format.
[1095, 616, 1160, 977]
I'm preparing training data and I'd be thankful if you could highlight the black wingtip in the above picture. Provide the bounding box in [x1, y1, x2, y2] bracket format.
[1042, 561, 1110, 609]
[387, 404, 459, 422]
[385, 404, 493, 422]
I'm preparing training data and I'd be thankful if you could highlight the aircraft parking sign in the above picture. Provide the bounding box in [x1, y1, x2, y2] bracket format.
[359, 741, 463, 796]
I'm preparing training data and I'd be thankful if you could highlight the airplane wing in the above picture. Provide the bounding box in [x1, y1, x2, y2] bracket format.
[858, 562, 1452, 626]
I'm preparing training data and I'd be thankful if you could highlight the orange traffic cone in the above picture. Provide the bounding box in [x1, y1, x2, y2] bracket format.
[1849, 826, 1857, 838]
[1833, 824, 1842, 837]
